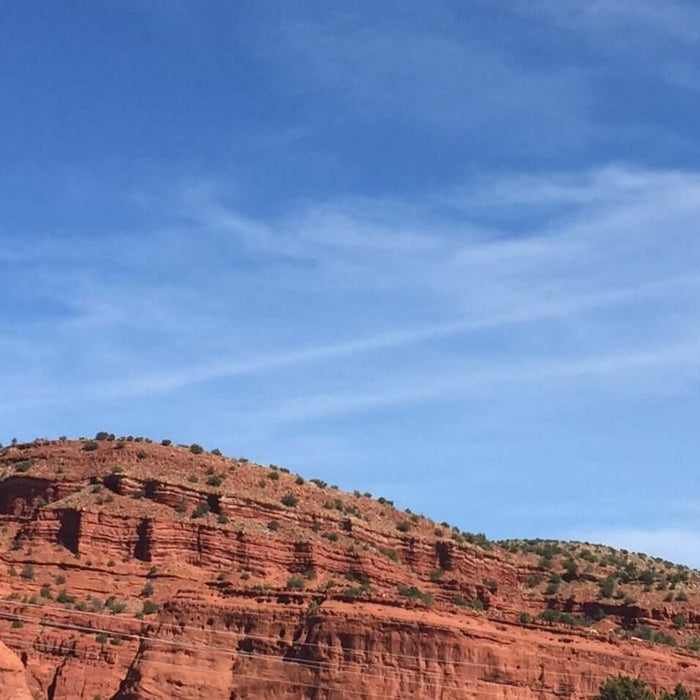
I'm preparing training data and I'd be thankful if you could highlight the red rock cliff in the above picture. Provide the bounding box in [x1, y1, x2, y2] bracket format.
[1, 438, 699, 698]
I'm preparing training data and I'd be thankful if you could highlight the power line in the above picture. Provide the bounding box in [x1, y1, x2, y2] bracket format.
[0, 598, 637, 684]
[0, 596, 669, 683]
[2, 635, 611, 700]
[0, 602, 683, 693]
[1, 609, 522, 696]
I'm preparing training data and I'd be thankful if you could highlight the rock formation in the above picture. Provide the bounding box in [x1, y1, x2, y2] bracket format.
[0, 640, 32, 699]
[0, 438, 698, 698]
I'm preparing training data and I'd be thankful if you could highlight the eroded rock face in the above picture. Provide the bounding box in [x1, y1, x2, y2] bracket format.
[1, 439, 700, 699]
[0, 640, 32, 700]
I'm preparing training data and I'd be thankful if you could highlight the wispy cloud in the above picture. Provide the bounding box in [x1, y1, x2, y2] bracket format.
[84, 271, 700, 402]
[524, 0, 700, 44]
[6, 165, 700, 412]
[222, 336, 700, 431]
[250, 3, 590, 156]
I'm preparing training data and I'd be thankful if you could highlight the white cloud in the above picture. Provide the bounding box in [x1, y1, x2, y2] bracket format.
[522, 0, 700, 44]
[6, 165, 700, 419]
[255, 4, 589, 153]
[221, 335, 700, 430]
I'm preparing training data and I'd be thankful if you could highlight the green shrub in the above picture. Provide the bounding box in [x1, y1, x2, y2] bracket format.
[592, 606, 607, 621]
[141, 582, 153, 597]
[545, 581, 560, 595]
[191, 502, 210, 519]
[640, 569, 655, 586]
[286, 575, 305, 590]
[399, 586, 422, 598]
[142, 600, 159, 615]
[539, 609, 560, 623]
[673, 614, 686, 629]
[593, 677, 692, 700]
[161, 439, 171, 446]
[211, 448, 222, 456]
[660, 685, 693, 700]
[564, 559, 578, 578]
[483, 578, 498, 593]
[631, 625, 677, 647]
[190, 444, 204, 455]
[396, 520, 411, 533]
[21, 564, 34, 580]
[56, 589, 76, 604]
[599, 575, 616, 599]
[106, 597, 126, 614]
[593, 676, 655, 700]
[206, 475, 223, 487]
[344, 585, 367, 598]
[397, 585, 433, 604]
[653, 631, 677, 647]
[397, 585, 420, 598]
[281, 494, 299, 507]
[217, 514, 230, 524]
[379, 547, 398, 562]
[518, 612, 532, 624]
[83, 440, 99, 451]
[268, 520, 280, 531]
[136, 450, 147, 459]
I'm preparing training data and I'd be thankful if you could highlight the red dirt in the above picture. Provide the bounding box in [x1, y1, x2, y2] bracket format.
[1, 437, 699, 698]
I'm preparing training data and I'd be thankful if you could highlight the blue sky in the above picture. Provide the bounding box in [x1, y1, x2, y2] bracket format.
[3, 1, 700, 564]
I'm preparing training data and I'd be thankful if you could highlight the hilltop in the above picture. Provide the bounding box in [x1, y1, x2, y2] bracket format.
[0, 436, 699, 698]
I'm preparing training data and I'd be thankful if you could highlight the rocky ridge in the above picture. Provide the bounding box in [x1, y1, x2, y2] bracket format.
[0, 436, 699, 698]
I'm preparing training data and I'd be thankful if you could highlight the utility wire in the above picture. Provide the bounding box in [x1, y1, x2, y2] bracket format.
[0, 602, 673, 691]
[0, 597, 662, 682]
[2, 635, 611, 700]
